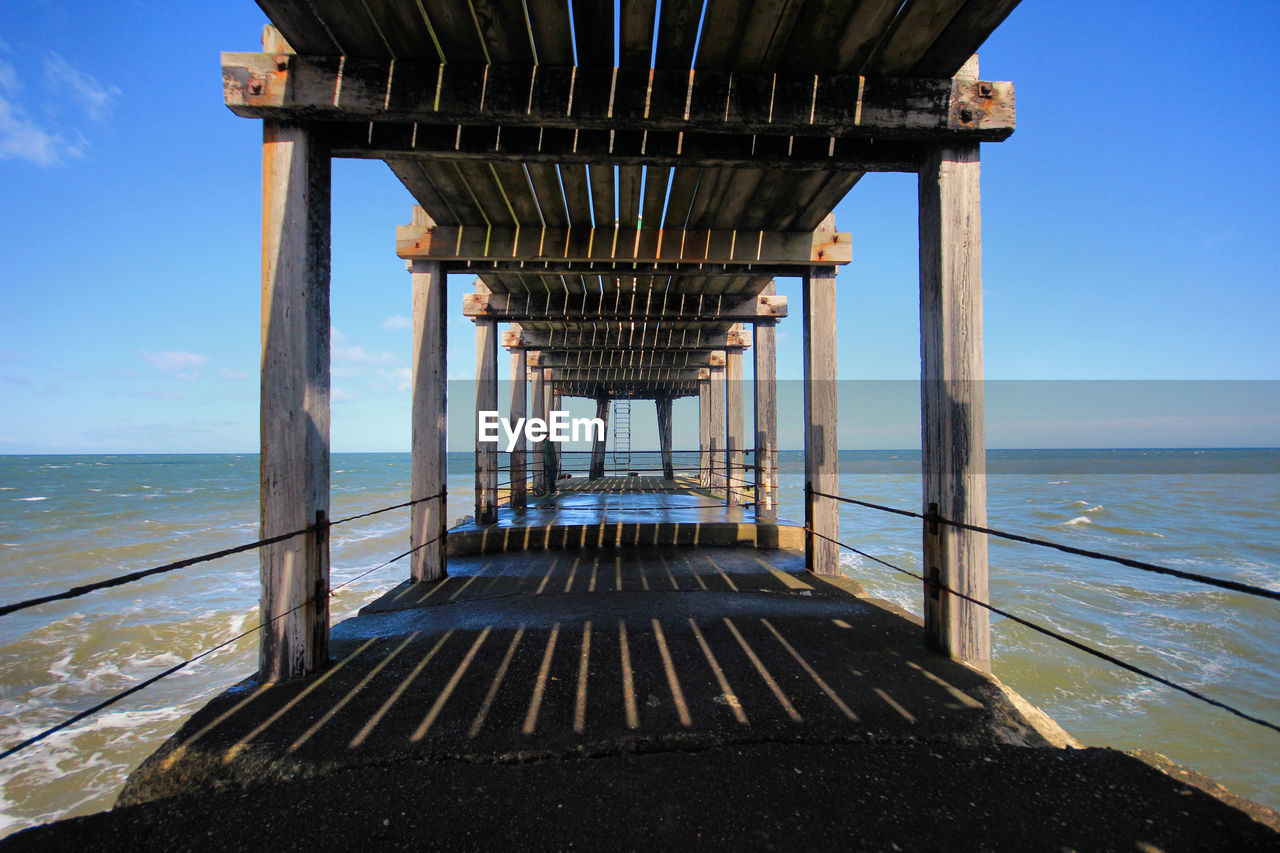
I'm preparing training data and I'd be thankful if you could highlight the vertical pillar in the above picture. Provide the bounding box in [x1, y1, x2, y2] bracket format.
[410, 211, 447, 581]
[475, 318, 498, 524]
[753, 291, 778, 522]
[259, 116, 330, 682]
[804, 261, 839, 576]
[590, 396, 610, 479]
[543, 372, 559, 490]
[709, 353, 727, 497]
[530, 359, 546, 493]
[919, 55, 989, 671]
[726, 344, 744, 506]
[655, 395, 675, 480]
[698, 374, 711, 488]
[509, 346, 527, 509]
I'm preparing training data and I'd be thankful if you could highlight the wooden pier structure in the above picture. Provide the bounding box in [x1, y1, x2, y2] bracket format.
[10, 2, 1273, 849]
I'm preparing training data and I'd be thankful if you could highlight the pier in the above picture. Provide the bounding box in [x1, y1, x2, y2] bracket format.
[3, 1, 1279, 848]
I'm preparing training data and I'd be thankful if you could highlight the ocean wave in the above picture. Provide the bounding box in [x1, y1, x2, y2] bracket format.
[10, 497, 48, 502]
[1064, 516, 1092, 526]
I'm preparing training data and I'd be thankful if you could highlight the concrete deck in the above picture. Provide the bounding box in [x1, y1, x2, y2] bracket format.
[5, 485, 1278, 850]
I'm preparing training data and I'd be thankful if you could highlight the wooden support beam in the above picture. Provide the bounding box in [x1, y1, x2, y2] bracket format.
[709, 359, 727, 498]
[402, 225, 848, 266]
[530, 360, 546, 493]
[223, 54, 1015, 141]
[464, 292, 786, 322]
[508, 346, 527, 509]
[536, 350, 721, 369]
[555, 381, 699, 399]
[475, 319, 498, 524]
[504, 327, 749, 351]
[549, 387, 562, 489]
[259, 119, 330, 682]
[919, 121, 990, 670]
[589, 397, 609, 479]
[334, 122, 926, 171]
[461, 259, 802, 279]
[410, 246, 447, 581]
[656, 396, 675, 480]
[726, 345, 744, 507]
[753, 303, 778, 522]
[804, 263, 839, 577]
[698, 377, 711, 489]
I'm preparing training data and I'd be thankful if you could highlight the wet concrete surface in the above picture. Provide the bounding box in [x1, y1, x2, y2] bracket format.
[5, 507, 1277, 849]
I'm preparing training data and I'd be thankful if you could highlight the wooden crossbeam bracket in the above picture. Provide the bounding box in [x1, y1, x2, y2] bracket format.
[223, 54, 1014, 141]
[398, 225, 849, 266]
[503, 327, 750, 350]
[464, 292, 786, 322]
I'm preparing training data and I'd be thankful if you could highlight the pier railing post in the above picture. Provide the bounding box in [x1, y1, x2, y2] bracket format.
[753, 287, 778, 522]
[803, 254, 839, 576]
[918, 54, 990, 672]
[726, 342, 744, 506]
[259, 107, 330, 681]
[410, 206, 447, 580]
[475, 315, 499, 525]
[509, 344, 527, 509]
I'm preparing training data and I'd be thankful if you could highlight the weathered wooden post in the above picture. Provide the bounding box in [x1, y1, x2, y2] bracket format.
[709, 352, 727, 498]
[475, 314, 498, 525]
[258, 27, 330, 682]
[655, 395, 675, 480]
[726, 342, 744, 506]
[754, 287, 778, 522]
[530, 356, 546, 493]
[544, 372, 559, 490]
[698, 372, 711, 488]
[804, 223, 839, 575]
[509, 344, 527, 509]
[918, 56, 991, 672]
[589, 395, 609, 479]
[409, 206, 447, 581]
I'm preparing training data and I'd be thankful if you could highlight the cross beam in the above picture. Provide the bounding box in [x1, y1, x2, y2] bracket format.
[332, 123, 927, 171]
[223, 55, 1015, 142]
[466, 292, 785, 323]
[397, 225, 850, 266]
[504, 327, 750, 351]
[535, 351, 724, 369]
[554, 381, 699, 400]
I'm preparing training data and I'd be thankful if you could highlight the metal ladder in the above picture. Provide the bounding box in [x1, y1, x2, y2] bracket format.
[611, 399, 632, 474]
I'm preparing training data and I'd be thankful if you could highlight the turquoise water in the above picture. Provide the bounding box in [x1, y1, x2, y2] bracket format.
[0, 450, 1277, 834]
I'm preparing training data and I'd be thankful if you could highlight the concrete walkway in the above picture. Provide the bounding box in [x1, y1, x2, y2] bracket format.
[4, 487, 1278, 850]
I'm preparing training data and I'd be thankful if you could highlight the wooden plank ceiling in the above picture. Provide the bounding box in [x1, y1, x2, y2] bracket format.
[252, 0, 1018, 397]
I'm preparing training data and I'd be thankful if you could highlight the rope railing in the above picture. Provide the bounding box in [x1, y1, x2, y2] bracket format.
[801, 524, 1280, 737]
[806, 488, 1280, 604]
[0, 493, 444, 620]
[0, 530, 445, 762]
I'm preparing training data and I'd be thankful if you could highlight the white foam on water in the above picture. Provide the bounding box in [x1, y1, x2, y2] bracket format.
[1064, 516, 1092, 526]
[10, 498, 47, 502]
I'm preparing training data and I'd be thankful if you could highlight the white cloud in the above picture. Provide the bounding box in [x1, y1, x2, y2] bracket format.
[219, 368, 250, 381]
[394, 367, 411, 391]
[43, 53, 119, 122]
[382, 315, 412, 330]
[0, 52, 92, 165]
[332, 388, 357, 403]
[140, 350, 209, 380]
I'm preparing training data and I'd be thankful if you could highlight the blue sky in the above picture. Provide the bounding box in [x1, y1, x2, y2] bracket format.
[1, 1, 1277, 453]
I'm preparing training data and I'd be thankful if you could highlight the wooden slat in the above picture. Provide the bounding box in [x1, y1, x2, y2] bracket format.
[308, 2, 389, 57]
[618, 166, 643, 229]
[572, 0, 614, 67]
[525, 164, 569, 227]
[693, 0, 754, 70]
[914, 0, 1023, 76]
[866, 0, 969, 75]
[385, 159, 462, 226]
[588, 165, 616, 228]
[663, 168, 700, 228]
[463, 291, 786, 322]
[787, 172, 865, 230]
[653, 0, 703, 69]
[490, 162, 543, 226]
[255, 2, 339, 54]
[734, 0, 806, 71]
[619, 0, 658, 67]
[558, 164, 594, 228]
[640, 166, 670, 228]
[527, 1, 574, 64]
[454, 161, 516, 226]
[419, 160, 489, 225]
[414, 0, 484, 61]
[469, 0, 535, 65]
[833, 0, 905, 72]
[507, 327, 748, 350]
[361, 0, 438, 61]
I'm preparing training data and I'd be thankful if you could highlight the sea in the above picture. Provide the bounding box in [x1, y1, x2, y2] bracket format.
[0, 449, 1277, 835]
